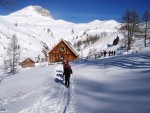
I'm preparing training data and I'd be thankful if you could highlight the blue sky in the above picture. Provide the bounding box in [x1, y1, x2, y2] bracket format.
[0, 0, 150, 23]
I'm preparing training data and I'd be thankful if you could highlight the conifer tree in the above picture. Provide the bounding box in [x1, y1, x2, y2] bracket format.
[6, 34, 21, 74]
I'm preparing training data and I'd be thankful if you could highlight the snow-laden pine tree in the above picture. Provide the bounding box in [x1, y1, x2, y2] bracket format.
[6, 34, 21, 74]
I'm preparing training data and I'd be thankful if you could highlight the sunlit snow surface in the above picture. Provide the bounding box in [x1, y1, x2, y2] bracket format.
[0, 48, 150, 113]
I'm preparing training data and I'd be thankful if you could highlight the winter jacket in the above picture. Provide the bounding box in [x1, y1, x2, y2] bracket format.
[63, 64, 72, 75]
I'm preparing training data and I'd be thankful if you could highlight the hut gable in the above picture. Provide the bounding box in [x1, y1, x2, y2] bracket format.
[21, 58, 35, 68]
[49, 39, 79, 63]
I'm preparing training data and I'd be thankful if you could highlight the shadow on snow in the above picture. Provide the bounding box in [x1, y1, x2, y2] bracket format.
[72, 53, 150, 69]
[71, 53, 150, 113]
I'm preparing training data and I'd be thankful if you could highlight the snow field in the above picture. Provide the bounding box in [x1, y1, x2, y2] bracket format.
[0, 50, 150, 113]
[0, 64, 76, 113]
[71, 52, 150, 113]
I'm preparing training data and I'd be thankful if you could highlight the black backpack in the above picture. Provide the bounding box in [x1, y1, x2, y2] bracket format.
[70, 69, 73, 74]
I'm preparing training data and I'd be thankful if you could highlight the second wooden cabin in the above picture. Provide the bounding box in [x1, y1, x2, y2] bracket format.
[21, 58, 35, 68]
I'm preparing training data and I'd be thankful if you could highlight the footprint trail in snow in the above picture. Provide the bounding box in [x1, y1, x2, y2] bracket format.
[19, 64, 76, 113]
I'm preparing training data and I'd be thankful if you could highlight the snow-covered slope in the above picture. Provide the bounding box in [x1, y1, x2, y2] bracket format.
[0, 5, 122, 65]
[0, 47, 150, 113]
[0, 15, 57, 62]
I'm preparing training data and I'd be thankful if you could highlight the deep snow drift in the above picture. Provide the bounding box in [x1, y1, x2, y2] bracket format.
[0, 48, 150, 113]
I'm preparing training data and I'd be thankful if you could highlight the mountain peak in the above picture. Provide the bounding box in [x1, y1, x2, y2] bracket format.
[9, 5, 54, 19]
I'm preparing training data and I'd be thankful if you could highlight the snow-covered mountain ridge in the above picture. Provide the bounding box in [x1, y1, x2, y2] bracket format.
[9, 5, 54, 19]
[0, 5, 122, 65]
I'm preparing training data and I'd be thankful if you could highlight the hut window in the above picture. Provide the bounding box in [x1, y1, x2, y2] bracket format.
[60, 47, 65, 51]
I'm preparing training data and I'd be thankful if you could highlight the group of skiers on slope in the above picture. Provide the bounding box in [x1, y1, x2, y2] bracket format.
[103, 50, 116, 57]
[62, 60, 73, 88]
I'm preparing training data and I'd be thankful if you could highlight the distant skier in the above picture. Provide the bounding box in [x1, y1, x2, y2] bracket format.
[114, 51, 116, 55]
[108, 51, 111, 56]
[63, 60, 72, 88]
[104, 50, 107, 57]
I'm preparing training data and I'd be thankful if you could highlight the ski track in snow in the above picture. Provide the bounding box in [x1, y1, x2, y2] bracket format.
[18, 64, 76, 113]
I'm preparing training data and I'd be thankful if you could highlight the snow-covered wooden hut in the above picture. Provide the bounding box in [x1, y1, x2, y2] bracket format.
[21, 58, 35, 68]
[48, 39, 79, 63]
